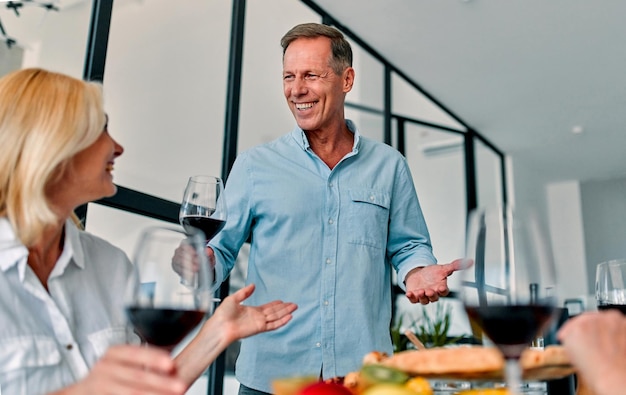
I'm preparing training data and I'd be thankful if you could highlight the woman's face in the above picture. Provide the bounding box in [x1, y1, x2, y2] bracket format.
[48, 117, 124, 210]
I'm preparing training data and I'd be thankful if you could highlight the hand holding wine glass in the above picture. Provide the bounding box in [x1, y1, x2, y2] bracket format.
[460, 205, 558, 394]
[180, 175, 227, 241]
[125, 226, 213, 353]
[596, 258, 626, 314]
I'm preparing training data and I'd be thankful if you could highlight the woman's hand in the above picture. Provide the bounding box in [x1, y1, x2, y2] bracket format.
[174, 283, 297, 385]
[56, 345, 187, 395]
[557, 310, 626, 395]
[212, 284, 298, 343]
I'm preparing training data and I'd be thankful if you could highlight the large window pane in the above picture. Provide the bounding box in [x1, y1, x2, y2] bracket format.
[103, 0, 231, 202]
[476, 139, 504, 208]
[348, 39, 384, 111]
[345, 108, 384, 142]
[238, 0, 319, 152]
[85, 204, 174, 255]
[392, 72, 465, 131]
[404, 124, 466, 265]
[397, 124, 470, 340]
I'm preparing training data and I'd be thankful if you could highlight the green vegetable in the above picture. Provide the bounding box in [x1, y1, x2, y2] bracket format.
[360, 364, 409, 386]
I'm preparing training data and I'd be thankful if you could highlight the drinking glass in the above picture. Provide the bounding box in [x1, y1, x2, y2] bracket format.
[596, 258, 626, 314]
[125, 226, 213, 352]
[459, 205, 558, 394]
[179, 175, 227, 242]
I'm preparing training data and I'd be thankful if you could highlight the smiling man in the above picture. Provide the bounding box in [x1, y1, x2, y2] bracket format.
[206, 22, 463, 395]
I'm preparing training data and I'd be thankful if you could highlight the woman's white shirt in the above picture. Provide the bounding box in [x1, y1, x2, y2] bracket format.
[0, 218, 138, 395]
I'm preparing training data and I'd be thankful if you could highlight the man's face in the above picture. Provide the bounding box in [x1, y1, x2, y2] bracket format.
[282, 36, 354, 133]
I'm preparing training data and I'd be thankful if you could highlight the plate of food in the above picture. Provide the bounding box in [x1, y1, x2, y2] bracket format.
[376, 345, 574, 381]
[273, 346, 578, 395]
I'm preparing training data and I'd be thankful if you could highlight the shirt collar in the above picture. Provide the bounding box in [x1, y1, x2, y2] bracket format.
[64, 218, 84, 270]
[0, 218, 84, 278]
[290, 119, 362, 153]
[0, 217, 28, 273]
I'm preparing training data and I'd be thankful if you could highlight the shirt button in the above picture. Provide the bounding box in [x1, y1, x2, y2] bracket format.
[316, 342, 321, 348]
[66, 344, 73, 351]
[329, 182, 333, 187]
[370, 195, 375, 201]
[328, 219, 334, 224]
[326, 258, 331, 264]
[324, 300, 329, 306]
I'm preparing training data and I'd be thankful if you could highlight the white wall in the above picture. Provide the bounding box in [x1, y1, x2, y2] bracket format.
[513, 151, 626, 312]
[546, 181, 590, 307]
[580, 176, 626, 291]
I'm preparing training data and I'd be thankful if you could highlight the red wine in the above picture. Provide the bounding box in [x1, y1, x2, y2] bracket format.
[598, 303, 626, 315]
[465, 304, 555, 359]
[181, 216, 225, 241]
[126, 306, 205, 348]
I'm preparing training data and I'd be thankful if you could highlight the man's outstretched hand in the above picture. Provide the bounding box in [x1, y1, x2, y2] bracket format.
[405, 259, 466, 305]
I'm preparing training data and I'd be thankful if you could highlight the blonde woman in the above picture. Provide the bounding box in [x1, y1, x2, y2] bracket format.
[0, 68, 297, 395]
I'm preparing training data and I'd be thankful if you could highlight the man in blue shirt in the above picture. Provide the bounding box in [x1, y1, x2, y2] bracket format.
[208, 22, 463, 395]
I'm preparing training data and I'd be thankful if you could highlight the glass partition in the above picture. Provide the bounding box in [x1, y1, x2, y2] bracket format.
[99, 0, 230, 203]
[345, 108, 384, 141]
[348, 38, 384, 111]
[403, 124, 466, 265]
[391, 72, 465, 130]
[476, 138, 505, 208]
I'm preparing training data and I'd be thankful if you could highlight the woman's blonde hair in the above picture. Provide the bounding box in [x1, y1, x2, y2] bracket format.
[0, 68, 105, 246]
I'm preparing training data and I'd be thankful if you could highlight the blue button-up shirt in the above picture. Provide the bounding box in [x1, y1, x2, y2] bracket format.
[211, 120, 436, 391]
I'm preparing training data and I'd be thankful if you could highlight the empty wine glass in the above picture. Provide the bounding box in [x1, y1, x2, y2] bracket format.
[459, 205, 559, 394]
[125, 226, 213, 352]
[596, 258, 626, 314]
[179, 175, 227, 242]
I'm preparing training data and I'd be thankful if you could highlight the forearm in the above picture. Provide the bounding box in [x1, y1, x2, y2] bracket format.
[587, 369, 626, 395]
[174, 317, 232, 387]
[48, 387, 72, 395]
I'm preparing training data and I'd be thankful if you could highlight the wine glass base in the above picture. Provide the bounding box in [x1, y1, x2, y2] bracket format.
[429, 380, 547, 395]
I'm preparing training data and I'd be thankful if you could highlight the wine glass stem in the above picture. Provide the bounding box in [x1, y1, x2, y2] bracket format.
[504, 359, 523, 395]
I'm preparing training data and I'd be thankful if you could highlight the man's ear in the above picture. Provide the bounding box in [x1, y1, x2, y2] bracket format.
[343, 67, 355, 93]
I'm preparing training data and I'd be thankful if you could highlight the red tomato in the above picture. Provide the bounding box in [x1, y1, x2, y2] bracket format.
[299, 382, 353, 395]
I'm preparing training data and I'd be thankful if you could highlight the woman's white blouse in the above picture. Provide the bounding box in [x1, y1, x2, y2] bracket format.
[0, 218, 138, 395]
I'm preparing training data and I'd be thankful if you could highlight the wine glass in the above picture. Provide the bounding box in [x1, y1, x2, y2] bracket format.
[459, 205, 559, 394]
[125, 226, 213, 352]
[179, 175, 227, 242]
[596, 258, 626, 314]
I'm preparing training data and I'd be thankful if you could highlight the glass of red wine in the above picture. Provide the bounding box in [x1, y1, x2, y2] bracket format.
[596, 258, 626, 314]
[179, 175, 227, 242]
[125, 226, 213, 352]
[460, 205, 558, 394]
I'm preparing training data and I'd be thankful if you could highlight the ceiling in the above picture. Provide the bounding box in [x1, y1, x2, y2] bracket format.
[312, 0, 626, 184]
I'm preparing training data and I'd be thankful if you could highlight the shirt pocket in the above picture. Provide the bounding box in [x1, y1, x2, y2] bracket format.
[0, 336, 61, 394]
[88, 326, 137, 358]
[346, 189, 391, 249]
